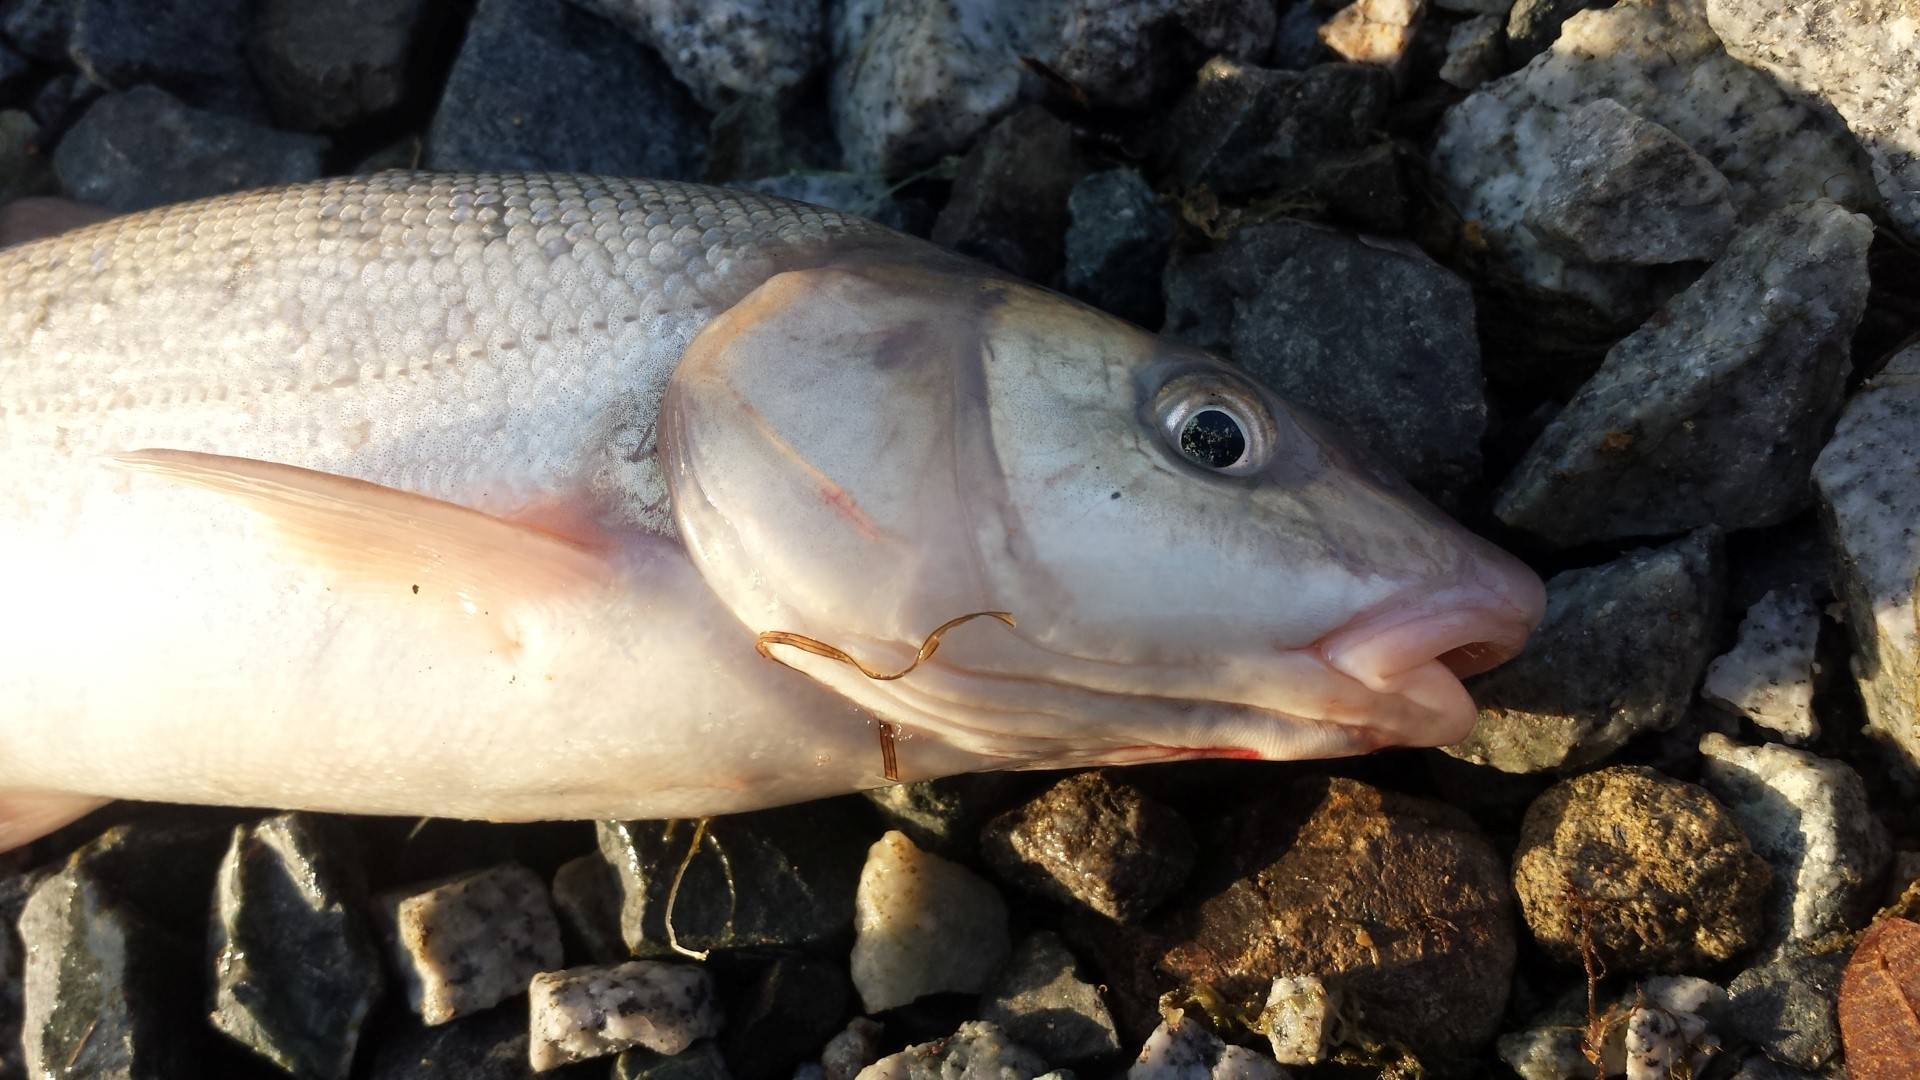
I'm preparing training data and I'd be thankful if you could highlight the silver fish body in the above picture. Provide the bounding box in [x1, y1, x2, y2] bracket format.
[0, 172, 1544, 846]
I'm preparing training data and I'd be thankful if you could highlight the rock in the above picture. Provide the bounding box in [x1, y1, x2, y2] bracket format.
[368, 1007, 553, 1080]
[1522, 98, 1736, 265]
[1727, 946, 1846, 1071]
[1438, 15, 1505, 90]
[1, 0, 69, 62]
[1157, 777, 1516, 1054]
[821, 1018, 884, 1080]
[551, 854, 628, 965]
[0, 109, 52, 204]
[28, 70, 100, 136]
[1812, 345, 1920, 782]
[1722, 1054, 1824, 1080]
[719, 956, 850, 1080]
[1256, 976, 1335, 1067]
[1269, 4, 1334, 69]
[1513, 766, 1771, 972]
[0, 39, 29, 107]
[52, 86, 326, 213]
[616, 1042, 732, 1080]
[703, 94, 839, 184]
[981, 932, 1122, 1064]
[830, 0, 1274, 176]
[1161, 219, 1486, 504]
[378, 862, 565, 1025]
[1623, 1002, 1713, 1080]
[981, 771, 1195, 924]
[858, 1021, 1050, 1080]
[1430, 0, 1877, 324]
[529, 961, 722, 1071]
[1504, 0, 1594, 63]
[1451, 535, 1723, 773]
[1497, 976, 1726, 1079]
[1437, 0, 1513, 13]
[1703, 587, 1822, 744]
[855, 773, 1020, 857]
[1063, 168, 1173, 329]
[1837, 917, 1920, 1078]
[1318, 0, 1426, 81]
[426, 0, 705, 177]
[1155, 58, 1402, 228]
[209, 813, 385, 1080]
[1494, 201, 1872, 546]
[595, 799, 871, 959]
[849, 830, 1011, 1012]
[564, 0, 824, 112]
[737, 171, 925, 235]
[69, 0, 261, 117]
[1705, 0, 1920, 240]
[1697, 735, 1889, 951]
[930, 105, 1090, 284]
[247, 0, 438, 131]
[1129, 1012, 1287, 1080]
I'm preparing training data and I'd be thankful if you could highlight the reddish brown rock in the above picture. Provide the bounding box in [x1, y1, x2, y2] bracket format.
[1838, 917, 1920, 1080]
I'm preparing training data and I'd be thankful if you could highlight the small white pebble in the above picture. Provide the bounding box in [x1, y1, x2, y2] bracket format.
[849, 831, 1010, 1012]
[1259, 976, 1335, 1065]
[527, 960, 721, 1072]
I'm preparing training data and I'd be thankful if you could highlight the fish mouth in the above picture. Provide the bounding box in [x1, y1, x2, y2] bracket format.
[1316, 588, 1539, 691]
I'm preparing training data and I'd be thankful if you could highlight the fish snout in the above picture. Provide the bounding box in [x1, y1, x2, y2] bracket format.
[1318, 562, 1545, 694]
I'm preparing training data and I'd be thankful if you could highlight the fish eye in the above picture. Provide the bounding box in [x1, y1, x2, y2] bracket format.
[1152, 372, 1278, 477]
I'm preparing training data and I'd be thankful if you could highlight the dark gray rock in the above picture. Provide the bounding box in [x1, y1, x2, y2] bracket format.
[1505, 0, 1597, 63]
[1063, 168, 1173, 329]
[981, 932, 1121, 1064]
[209, 813, 384, 1080]
[53, 86, 326, 212]
[0, 109, 51, 203]
[0, 39, 29, 108]
[820, 1018, 883, 1080]
[565, 0, 825, 112]
[1269, 3, 1334, 69]
[1438, 14, 1505, 90]
[597, 798, 873, 958]
[247, 0, 438, 132]
[529, 961, 721, 1070]
[1162, 219, 1487, 505]
[738, 171, 924, 236]
[1513, 766, 1771, 972]
[367, 1006, 595, 1080]
[426, 0, 705, 177]
[617, 1041, 733, 1080]
[1496, 201, 1872, 547]
[1523, 98, 1737, 265]
[69, 0, 261, 117]
[981, 770, 1195, 923]
[551, 854, 628, 965]
[377, 863, 564, 1026]
[931, 105, 1090, 285]
[1157, 57, 1403, 230]
[855, 772, 1022, 857]
[1, 0, 70, 62]
[704, 93, 838, 185]
[1449, 530, 1724, 773]
[720, 956, 851, 1080]
[28, 69, 98, 134]
[1727, 946, 1846, 1070]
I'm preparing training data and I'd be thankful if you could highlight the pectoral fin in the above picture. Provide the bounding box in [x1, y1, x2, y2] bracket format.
[112, 450, 614, 651]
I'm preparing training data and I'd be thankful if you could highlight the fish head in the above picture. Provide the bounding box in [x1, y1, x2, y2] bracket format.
[662, 259, 1544, 771]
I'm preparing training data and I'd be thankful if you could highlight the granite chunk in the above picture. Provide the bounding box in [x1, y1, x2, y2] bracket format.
[849, 830, 1011, 1012]
[529, 960, 721, 1071]
[565, 0, 825, 111]
[378, 863, 565, 1025]
[857, 1021, 1049, 1080]
[1129, 1012, 1288, 1080]
[1257, 976, 1335, 1066]
[1703, 587, 1822, 744]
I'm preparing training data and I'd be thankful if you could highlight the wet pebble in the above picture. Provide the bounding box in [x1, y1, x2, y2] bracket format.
[377, 862, 564, 1026]
[1450, 530, 1724, 772]
[53, 85, 325, 212]
[528, 960, 721, 1071]
[849, 830, 1010, 1013]
[1703, 587, 1822, 744]
[981, 771, 1194, 924]
[1063, 167, 1173, 329]
[209, 813, 384, 1080]
[1513, 766, 1770, 972]
[858, 1020, 1049, 1080]
[981, 932, 1121, 1064]
[246, 0, 438, 131]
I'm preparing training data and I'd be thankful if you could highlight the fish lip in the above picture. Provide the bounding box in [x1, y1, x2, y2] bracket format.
[1315, 587, 1537, 691]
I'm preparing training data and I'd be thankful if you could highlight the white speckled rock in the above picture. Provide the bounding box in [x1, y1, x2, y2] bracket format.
[1705, 0, 1920, 239]
[1703, 587, 1821, 744]
[821, 1017, 885, 1080]
[1130, 1012, 1290, 1080]
[1431, 0, 1877, 322]
[1624, 1003, 1713, 1080]
[1697, 734, 1890, 951]
[1522, 98, 1736, 265]
[1497, 976, 1724, 1079]
[566, 0, 824, 110]
[1438, 15, 1505, 90]
[377, 863, 564, 1026]
[848, 830, 1011, 1012]
[1318, 0, 1426, 80]
[1258, 976, 1335, 1066]
[855, 1021, 1049, 1080]
[527, 960, 722, 1071]
[1812, 344, 1920, 781]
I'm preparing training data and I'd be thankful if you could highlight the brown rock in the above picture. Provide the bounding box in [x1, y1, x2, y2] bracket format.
[1839, 917, 1920, 1080]
[1154, 776, 1516, 1055]
[981, 770, 1195, 924]
[1513, 766, 1771, 973]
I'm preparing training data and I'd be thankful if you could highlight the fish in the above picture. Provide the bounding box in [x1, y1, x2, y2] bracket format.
[0, 172, 1545, 850]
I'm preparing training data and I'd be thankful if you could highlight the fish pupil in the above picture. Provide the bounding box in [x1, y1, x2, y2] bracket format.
[1180, 409, 1246, 469]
